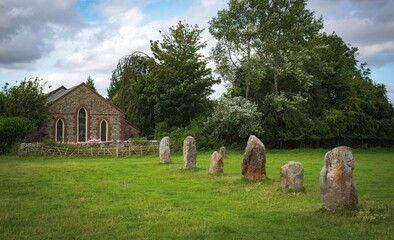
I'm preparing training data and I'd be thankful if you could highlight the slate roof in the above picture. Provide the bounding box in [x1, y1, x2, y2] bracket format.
[46, 85, 78, 103]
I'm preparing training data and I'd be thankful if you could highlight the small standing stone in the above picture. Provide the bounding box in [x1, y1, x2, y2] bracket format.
[209, 151, 223, 174]
[219, 146, 227, 158]
[320, 146, 358, 210]
[159, 136, 170, 163]
[280, 161, 304, 191]
[183, 136, 197, 169]
[241, 135, 266, 180]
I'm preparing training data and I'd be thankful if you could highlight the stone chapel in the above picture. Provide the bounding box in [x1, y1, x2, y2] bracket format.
[42, 83, 140, 143]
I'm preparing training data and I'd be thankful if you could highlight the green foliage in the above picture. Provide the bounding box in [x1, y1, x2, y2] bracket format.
[130, 136, 149, 144]
[155, 117, 207, 152]
[108, 52, 156, 136]
[150, 21, 218, 129]
[0, 78, 48, 126]
[0, 117, 34, 154]
[0, 149, 393, 239]
[85, 76, 96, 91]
[305, 33, 394, 144]
[209, 2, 394, 147]
[260, 93, 312, 145]
[210, 0, 323, 98]
[205, 96, 263, 145]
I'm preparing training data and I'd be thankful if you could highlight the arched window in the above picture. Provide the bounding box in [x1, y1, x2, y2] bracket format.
[78, 108, 87, 142]
[56, 119, 64, 142]
[100, 120, 108, 142]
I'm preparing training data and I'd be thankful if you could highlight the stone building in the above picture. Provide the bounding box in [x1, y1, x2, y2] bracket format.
[42, 83, 140, 143]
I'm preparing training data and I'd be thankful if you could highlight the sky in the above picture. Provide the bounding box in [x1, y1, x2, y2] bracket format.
[0, 0, 393, 102]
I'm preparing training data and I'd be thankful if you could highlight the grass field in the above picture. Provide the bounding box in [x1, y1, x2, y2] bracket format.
[0, 148, 393, 239]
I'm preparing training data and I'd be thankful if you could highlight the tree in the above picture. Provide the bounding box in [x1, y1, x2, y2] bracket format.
[108, 52, 156, 136]
[85, 76, 96, 91]
[210, 0, 323, 98]
[0, 77, 48, 126]
[205, 96, 263, 145]
[304, 33, 394, 146]
[150, 21, 217, 130]
[209, 0, 324, 146]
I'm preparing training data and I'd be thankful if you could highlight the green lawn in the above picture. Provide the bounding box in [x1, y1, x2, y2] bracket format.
[0, 148, 393, 239]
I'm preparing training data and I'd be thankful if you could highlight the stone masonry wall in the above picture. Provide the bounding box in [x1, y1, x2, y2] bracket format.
[43, 84, 125, 142]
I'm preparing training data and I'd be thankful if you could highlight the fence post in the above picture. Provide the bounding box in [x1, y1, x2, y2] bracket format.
[116, 147, 119, 157]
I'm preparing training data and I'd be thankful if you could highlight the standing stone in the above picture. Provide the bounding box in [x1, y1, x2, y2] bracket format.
[219, 146, 227, 158]
[183, 136, 197, 169]
[320, 146, 358, 210]
[280, 161, 304, 191]
[241, 135, 266, 180]
[159, 136, 170, 163]
[209, 151, 223, 174]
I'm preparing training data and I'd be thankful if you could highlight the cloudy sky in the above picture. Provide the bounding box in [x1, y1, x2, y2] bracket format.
[0, 0, 393, 102]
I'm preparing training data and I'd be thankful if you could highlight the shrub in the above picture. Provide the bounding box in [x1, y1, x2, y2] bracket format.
[0, 117, 34, 154]
[204, 96, 264, 146]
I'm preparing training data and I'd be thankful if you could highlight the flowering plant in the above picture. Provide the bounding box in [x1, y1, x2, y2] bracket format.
[87, 138, 101, 143]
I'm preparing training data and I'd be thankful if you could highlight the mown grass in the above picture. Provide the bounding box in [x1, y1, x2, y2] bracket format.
[0, 148, 393, 239]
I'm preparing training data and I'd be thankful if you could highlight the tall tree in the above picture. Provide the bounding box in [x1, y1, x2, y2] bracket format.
[210, 0, 323, 98]
[108, 52, 156, 136]
[304, 33, 394, 145]
[150, 21, 217, 131]
[85, 76, 96, 91]
[210, 0, 323, 145]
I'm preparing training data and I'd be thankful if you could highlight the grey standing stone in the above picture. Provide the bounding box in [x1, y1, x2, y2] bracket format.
[159, 136, 170, 163]
[241, 135, 266, 180]
[219, 146, 227, 158]
[183, 136, 197, 169]
[320, 146, 358, 210]
[280, 161, 304, 191]
[209, 151, 223, 174]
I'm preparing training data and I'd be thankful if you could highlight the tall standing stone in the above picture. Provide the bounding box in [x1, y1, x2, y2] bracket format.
[183, 136, 197, 169]
[209, 151, 223, 174]
[320, 146, 358, 210]
[280, 161, 304, 191]
[219, 146, 227, 158]
[241, 135, 266, 180]
[159, 136, 170, 163]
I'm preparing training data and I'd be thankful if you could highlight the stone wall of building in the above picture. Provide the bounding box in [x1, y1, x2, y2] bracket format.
[42, 84, 127, 143]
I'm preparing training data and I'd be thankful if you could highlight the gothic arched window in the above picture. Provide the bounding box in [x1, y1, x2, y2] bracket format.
[56, 119, 64, 142]
[100, 120, 108, 142]
[78, 108, 87, 142]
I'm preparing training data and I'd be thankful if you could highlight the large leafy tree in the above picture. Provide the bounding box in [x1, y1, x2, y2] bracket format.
[0, 77, 48, 126]
[0, 78, 48, 152]
[210, 0, 323, 145]
[150, 21, 217, 131]
[210, 0, 394, 146]
[305, 33, 394, 145]
[210, 0, 323, 98]
[108, 52, 155, 136]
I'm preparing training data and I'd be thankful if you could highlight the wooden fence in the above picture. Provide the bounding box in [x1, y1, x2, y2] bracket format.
[20, 143, 159, 157]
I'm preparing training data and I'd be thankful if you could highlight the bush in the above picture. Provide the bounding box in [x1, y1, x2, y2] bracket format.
[0, 117, 34, 154]
[205, 96, 263, 146]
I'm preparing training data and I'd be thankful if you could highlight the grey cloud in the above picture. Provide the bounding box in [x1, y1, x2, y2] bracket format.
[0, 0, 83, 66]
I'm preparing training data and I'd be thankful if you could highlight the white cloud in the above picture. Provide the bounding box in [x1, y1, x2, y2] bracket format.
[53, 7, 164, 73]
